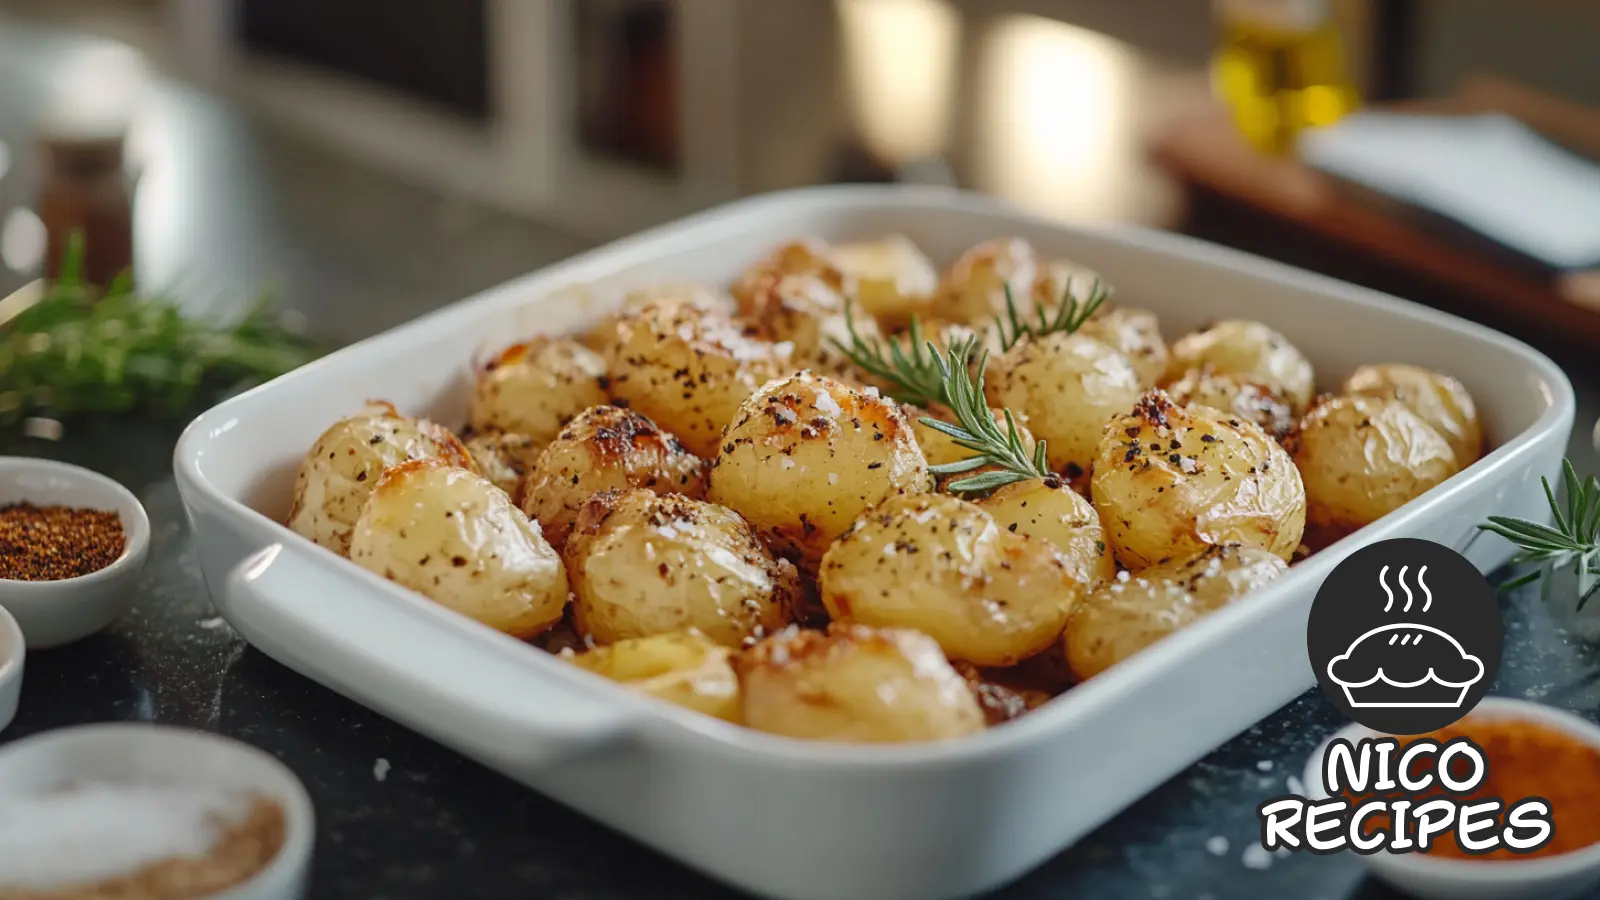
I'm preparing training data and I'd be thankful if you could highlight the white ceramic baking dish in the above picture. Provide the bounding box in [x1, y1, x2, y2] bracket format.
[173, 186, 1574, 900]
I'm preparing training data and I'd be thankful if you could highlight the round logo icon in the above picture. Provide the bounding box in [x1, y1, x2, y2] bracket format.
[1307, 538, 1502, 735]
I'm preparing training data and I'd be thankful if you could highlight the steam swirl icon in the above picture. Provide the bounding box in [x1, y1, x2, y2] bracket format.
[1325, 565, 1486, 709]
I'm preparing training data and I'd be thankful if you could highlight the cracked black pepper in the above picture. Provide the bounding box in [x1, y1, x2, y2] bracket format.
[0, 502, 125, 581]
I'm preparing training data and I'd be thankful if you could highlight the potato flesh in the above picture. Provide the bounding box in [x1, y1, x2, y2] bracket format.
[1092, 392, 1306, 569]
[735, 624, 985, 743]
[709, 372, 929, 571]
[819, 493, 1079, 666]
[566, 630, 744, 723]
[833, 234, 938, 328]
[1166, 319, 1315, 411]
[564, 489, 796, 648]
[1163, 369, 1297, 442]
[1343, 363, 1484, 466]
[1064, 544, 1288, 679]
[349, 460, 567, 639]
[467, 336, 609, 445]
[978, 477, 1114, 589]
[987, 332, 1144, 475]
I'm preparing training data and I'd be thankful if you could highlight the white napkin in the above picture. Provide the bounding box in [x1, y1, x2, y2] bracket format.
[1299, 112, 1600, 270]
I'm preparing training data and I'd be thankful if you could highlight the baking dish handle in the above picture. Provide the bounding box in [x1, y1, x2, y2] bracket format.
[220, 543, 636, 769]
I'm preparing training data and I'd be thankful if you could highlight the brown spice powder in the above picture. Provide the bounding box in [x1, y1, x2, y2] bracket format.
[0, 796, 287, 900]
[0, 503, 125, 581]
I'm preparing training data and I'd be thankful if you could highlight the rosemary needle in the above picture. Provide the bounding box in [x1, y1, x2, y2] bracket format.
[994, 277, 1111, 352]
[1480, 458, 1600, 609]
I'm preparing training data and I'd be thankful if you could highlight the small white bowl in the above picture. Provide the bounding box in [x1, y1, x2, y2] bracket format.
[0, 457, 151, 648]
[0, 723, 315, 899]
[0, 604, 21, 733]
[1303, 697, 1600, 900]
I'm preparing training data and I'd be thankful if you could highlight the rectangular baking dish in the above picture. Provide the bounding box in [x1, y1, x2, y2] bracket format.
[173, 185, 1575, 900]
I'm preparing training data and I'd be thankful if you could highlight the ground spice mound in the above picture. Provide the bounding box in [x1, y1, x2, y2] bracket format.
[0, 502, 125, 581]
[0, 795, 286, 900]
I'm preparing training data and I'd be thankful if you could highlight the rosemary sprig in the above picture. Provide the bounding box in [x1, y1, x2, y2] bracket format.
[1480, 458, 1600, 609]
[995, 277, 1111, 352]
[827, 299, 947, 407]
[917, 338, 1052, 494]
[0, 231, 321, 427]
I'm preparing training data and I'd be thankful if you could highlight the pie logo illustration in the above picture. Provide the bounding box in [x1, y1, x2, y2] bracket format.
[1308, 539, 1501, 734]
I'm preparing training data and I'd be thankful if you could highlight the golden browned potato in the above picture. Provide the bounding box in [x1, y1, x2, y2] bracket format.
[986, 332, 1144, 475]
[467, 336, 608, 445]
[564, 490, 797, 648]
[978, 476, 1115, 588]
[1166, 320, 1315, 411]
[1343, 363, 1484, 465]
[730, 238, 850, 311]
[932, 237, 1040, 325]
[1164, 368, 1297, 441]
[564, 630, 741, 722]
[734, 624, 985, 743]
[818, 493, 1081, 666]
[833, 234, 938, 327]
[708, 372, 928, 570]
[464, 431, 541, 496]
[349, 459, 567, 638]
[1030, 259, 1107, 310]
[738, 273, 880, 376]
[288, 401, 478, 556]
[581, 284, 734, 352]
[1080, 306, 1169, 389]
[905, 402, 1038, 492]
[1291, 395, 1460, 545]
[1091, 391, 1305, 569]
[603, 299, 794, 457]
[1064, 544, 1289, 680]
[518, 405, 708, 548]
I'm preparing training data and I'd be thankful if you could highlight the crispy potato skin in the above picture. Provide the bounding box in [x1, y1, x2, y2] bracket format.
[467, 336, 609, 445]
[818, 493, 1080, 666]
[1064, 544, 1288, 680]
[518, 405, 708, 549]
[708, 372, 929, 570]
[565, 630, 742, 722]
[833, 234, 938, 328]
[1164, 369, 1297, 442]
[734, 624, 985, 743]
[1166, 319, 1315, 411]
[464, 432, 542, 496]
[1092, 391, 1305, 569]
[730, 238, 850, 311]
[1342, 363, 1484, 466]
[1080, 306, 1169, 389]
[978, 476, 1115, 589]
[932, 237, 1040, 325]
[986, 332, 1144, 474]
[288, 401, 478, 556]
[738, 273, 880, 377]
[1290, 394, 1460, 546]
[564, 489, 797, 648]
[348, 459, 567, 639]
[582, 285, 735, 352]
[603, 300, 793, 458]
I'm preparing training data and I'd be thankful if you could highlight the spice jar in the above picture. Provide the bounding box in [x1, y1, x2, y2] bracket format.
[35, 128, 134, 287]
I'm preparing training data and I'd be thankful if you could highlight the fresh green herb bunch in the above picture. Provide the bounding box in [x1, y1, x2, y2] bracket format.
[1480, 458, 1600, 608]
[995, 277, 1111, 352]
[916, 338, 1053, 494]
[828, 300, 949, 408]
[0, 232, 320, 426]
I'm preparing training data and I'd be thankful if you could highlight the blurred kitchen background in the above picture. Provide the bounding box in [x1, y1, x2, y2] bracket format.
[2, 0, 1600, 355]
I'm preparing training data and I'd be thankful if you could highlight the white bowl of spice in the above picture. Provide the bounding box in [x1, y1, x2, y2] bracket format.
[0, 457, 150, 648]
[0, 723, 314, 899]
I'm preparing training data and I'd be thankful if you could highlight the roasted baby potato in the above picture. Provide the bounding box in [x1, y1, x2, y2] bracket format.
[1080, 306, 1169, 389]
[978, 476, 1115, 588]
[582, 284, 734, 352]
[986, 332, 1144, 476]
[730, 237, 850, 311]
[464, 431, 541, 496]
[518, 405, 709, 548]
[565, 489, 797, 648]
[1343, 363, 1484, 465]
[833, 234, 938, 327]
[1030, 259, 1107, 310]
[349, 459, 567, 638]
[932, 237, 1040, 325]
[708, 372, 928, 570]
[1291, 395, 1460, 545]
[288, 401, 478, 556]
[565, 630, 741, 721]
[1166, 319, 1315, 411]
[1091, 391, 1305, 568]
[738, 273, 880, 376]
[1064, 544, 1289, 680]
[467, 336, 609, 446]
[734, 624, 985, 743]
[1164, 368, 1297, 441]
[819, 493, 1081, 666]
[604, 299, 794, 458]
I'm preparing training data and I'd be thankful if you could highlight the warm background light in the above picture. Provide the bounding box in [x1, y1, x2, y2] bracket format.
[837, 0, 959, 165]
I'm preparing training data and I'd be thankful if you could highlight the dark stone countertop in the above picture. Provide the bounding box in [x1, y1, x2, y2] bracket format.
[6, 14, 1600, 900]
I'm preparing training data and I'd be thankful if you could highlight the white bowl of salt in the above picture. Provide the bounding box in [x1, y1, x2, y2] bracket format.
[0, 724, 313, 899]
